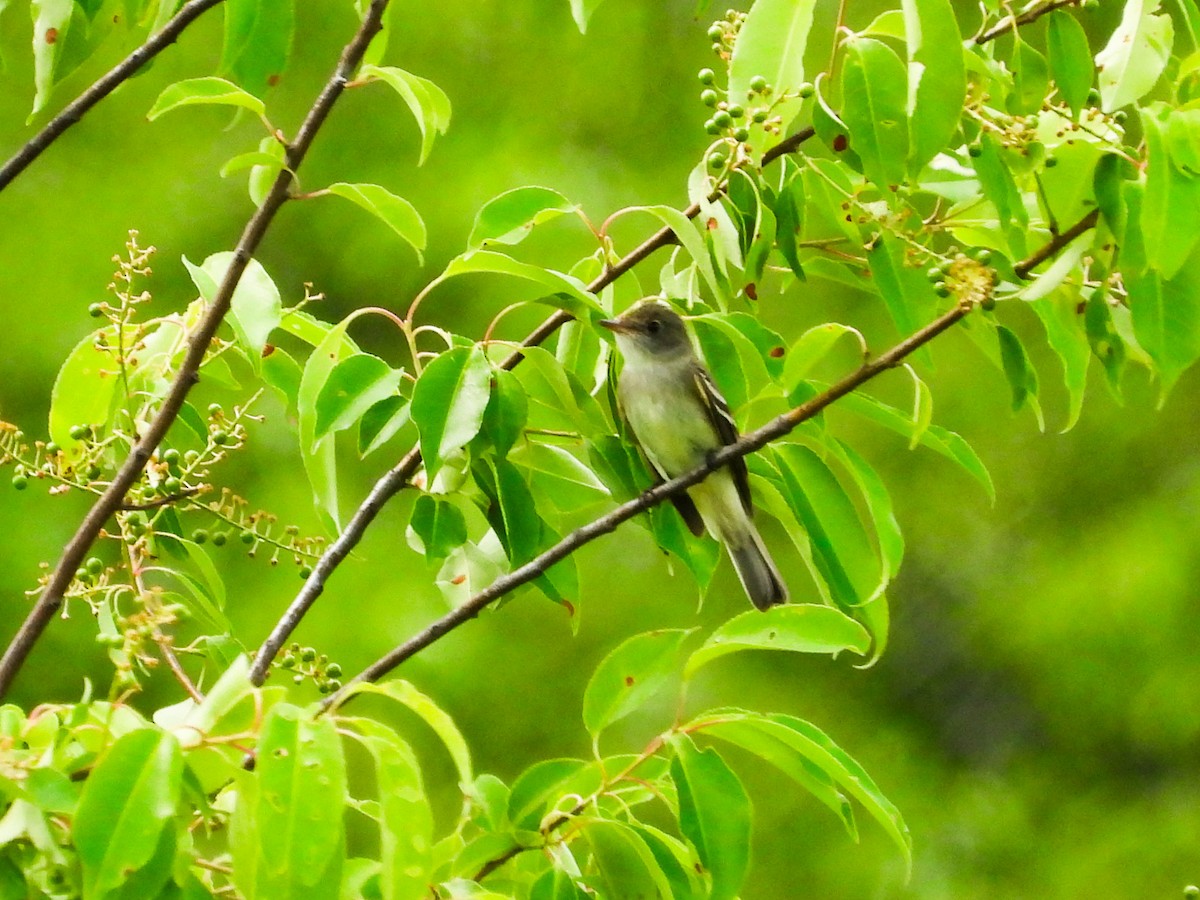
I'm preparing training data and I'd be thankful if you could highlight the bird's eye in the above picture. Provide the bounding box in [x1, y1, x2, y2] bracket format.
[647, 319, 662, 334]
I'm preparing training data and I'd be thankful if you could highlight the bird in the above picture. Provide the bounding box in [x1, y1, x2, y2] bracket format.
[599, 299, 787, 610]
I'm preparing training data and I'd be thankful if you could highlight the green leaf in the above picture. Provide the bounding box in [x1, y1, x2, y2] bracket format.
[1084, 287, 1128, 395]
[1096, 0, 1174, 111]
[252, 704, 346, 891]
[147, 76, 266, 120]
[468, 186, 578, 249]
[358, 395, 411, 457]
[327, 183, 426, 261]
[700, 711, 856, 840]
[996, 324, 1042, 419]
[582, 629, 692, 739]
[360, 65, 451, 164]
[262, 346, 303, 414]
[729, 0, 817, 158]
[1031, 290, 1091, 431]
[667, 735, 751, 900]
[438, 250, 601, 318]
[568, 0, 606, 33]
[1046, 10, 1093, 117]
[1128, 248, 1200, 400]
[220, 0, 294, 96]
[477, 457, 542, 566]
[313, 353, 402, 441]
[48, 325, 122, 456]
[583, 820, 676, 900]
[686, 604, 870, 676]
[514, 443, 609, 511]
[625, 206, 723, 303]
[973, 131, 1028, 233]
[811, 75, 861, 171]
[698, 710, 910, 871]
[30, 0, 74, 116]
[477, 368, 527, 460]
[74, 729, 183, 898]
[342, 680, 473, 786]
[832, 440, 904, 582]
[248, 136, 286, 207]
[410, 345, 492, 478]
[901, 0, 966, 173]
[772, 443, 881, 609]
[867, 234, 937, 346]
[220, 150, 287, 178]
[691, 315, 774, 411]
[1168, 106, 1200, 174]
[297, 318, 359, 527]
[1009, 37, 1049, 116]
[647, 501, 722, 593]
[772, 163, 806, 279]
[508, 758, 596, 830]
[409, 493, 468, 563]
[1141, 104, 1200, 279]
[344, 719, 432, 900]
[183, 252, 282, 364]
[840, 37, 909, 194]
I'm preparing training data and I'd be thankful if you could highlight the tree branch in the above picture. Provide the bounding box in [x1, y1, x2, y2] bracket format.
[0, 0, 394, 699]
[972, 0, 1084, 45]
[321, 299, 975, 712]
[1013, 208, 1099, 278]
[247, 128, 819, 684]
[0, 0, 227, 194]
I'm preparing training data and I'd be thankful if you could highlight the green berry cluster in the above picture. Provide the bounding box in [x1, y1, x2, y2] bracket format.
[926, 250, 998, 310]
[277, 643, 343, 694]
[706, 8, 745, 59]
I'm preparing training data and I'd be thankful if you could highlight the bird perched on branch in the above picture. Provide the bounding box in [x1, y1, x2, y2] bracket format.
[600, 299, 787, 610]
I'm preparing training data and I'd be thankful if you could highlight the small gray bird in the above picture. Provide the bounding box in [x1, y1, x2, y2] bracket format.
[600, 299, 787, 610]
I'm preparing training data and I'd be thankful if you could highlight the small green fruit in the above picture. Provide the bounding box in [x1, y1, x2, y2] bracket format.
[700, 88, 718, 107]
[749, 75, 768, 93]
[698, 67, 716, 85]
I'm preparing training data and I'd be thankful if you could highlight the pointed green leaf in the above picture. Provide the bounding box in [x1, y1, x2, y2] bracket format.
[584, 820, 676, 900]
[867, 235, 937, 346]
[313, 353, 402, 441]
[840, 37, 909, 194]
[1128, 249, 1200, 399]
[410, 345, 492, 478]
[996, 324, 1041, 418]
[686, 604, 869, 676]
[147, 76, 266, 120]
[438, 250, 601, 317]
[220, 0, 294, 96]
[1047, 11, 1093, 116]
[48, 325, 122, 456]
[667, 735, 751, 900]
[1009, 37, 1049, 116]
[1031, 290, 1091, 431]
[568, 0, 606, 33]
[297, 319, 359, 527]
[360, 65, 451, 165]
[327, 183, 426, 261]
[508, 759, 595, 831]
[74, 730, 183, 898]
[469, 186, 578, 249]
[184, 252, 282, 365]
[583, 629, 692, 739]
[477, 369, 527, 460]
[1141, 105, 1200, 279]
[729, 0, 817, 158]
[1096, 0, 1174, 111]
[901, 0, 966, 173]
[358, 395, 410, 457]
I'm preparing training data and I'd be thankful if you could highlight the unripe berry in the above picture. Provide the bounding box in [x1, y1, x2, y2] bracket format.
[749, 75, 768, 93]
[86, 557, 104, 576]
[698, 68, 716, 85]
[11, 474, 27, 491]
[700, 89, 718, 107]
[192, 529, 208, 544]
[733, 126, 750, 142]
[798, 83, 815, 99]
[87, 304, 103, 318]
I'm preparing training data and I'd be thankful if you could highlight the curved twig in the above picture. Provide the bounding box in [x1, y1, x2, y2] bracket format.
[0, 0, 395, 699]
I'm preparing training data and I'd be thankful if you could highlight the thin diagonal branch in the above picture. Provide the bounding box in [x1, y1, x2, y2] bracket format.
[0, 0, 227, 194]
[247, 127, 819, 684]
[1013, 208, 1099, 278]
[973, 0, 1083, 45]
[322, 299, 975, 712]
[0, 0, 394, 699]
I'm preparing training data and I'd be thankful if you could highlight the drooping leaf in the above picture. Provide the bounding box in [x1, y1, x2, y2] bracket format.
[297, 319, 359, 527]
[996, 324, 1043, 423]
[582, 629, 692, 739]
[183, 252, 282, 365]
[1009, 36, 1050, 116]
[409, 493, 469, 563]
[477, 368, 527, 460]
[1031, 289, 1091, 431]
[344, 719, 432, 900]
[1046, 10, 1093, 117]
[147, 76, 266, 120]
[48, 325, 123, 457]
[437, 250, 601, 318]
[840, 37, 909, 194]
[73, 730, 183, 899]
[1127, 248, 1200, 400]
[219, 0, 294, 96]
[1140, 104, 1200, 279]
[973, 131, 1028, 235]
[583, 820, 676, 899]
[360, 64, 451, 164]
[867, 235, 937, 348]
[901, 0, 966, 173]
[327, 183, 426, 261]
[685, 604, 869, 676]
[667, 735, 751, 900]
[1096, 0, 1174, 112]
[410, 345, 492, 478]
[468, 186, 578, 249]
[508, 758, 595, 831]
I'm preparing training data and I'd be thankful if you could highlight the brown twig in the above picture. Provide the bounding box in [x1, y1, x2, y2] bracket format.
[1013, 208, 1099, 278]
[0, 0, 395, 699]
[321, 300, 975, 711]
[118, 488, 202, 511]
[973, 0, 1083, 44]
[247, 127, 819, 685]
[0, 0, 227, 193]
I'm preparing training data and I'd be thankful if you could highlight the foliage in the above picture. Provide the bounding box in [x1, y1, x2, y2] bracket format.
[0, 0, 1199, 897]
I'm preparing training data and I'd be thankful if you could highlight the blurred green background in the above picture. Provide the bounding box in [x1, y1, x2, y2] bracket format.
[1, 0, 1198, 896]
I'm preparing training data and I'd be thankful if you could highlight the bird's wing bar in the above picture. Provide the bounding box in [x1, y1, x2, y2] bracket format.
[693, 364, 752, 516]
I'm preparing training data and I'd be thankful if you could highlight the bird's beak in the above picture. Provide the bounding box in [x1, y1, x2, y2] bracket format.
[598, 318, 629, 333]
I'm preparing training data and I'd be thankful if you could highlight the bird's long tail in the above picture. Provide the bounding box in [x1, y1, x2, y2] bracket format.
[727, 522, 787, 611]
